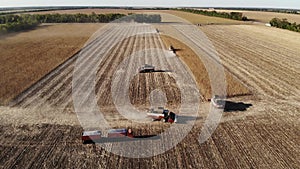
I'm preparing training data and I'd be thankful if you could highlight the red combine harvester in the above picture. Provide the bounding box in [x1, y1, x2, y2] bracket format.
[82, 128, 133, 144]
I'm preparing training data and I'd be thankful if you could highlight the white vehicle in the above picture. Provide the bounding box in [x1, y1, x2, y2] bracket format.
[139, 64, 155, 73]
[211, 95, 225, 109]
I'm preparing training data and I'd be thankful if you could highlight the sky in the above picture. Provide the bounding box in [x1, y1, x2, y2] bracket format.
[0, 0, 299, 9]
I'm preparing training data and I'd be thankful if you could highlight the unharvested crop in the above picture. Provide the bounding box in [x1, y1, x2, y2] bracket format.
[160, 35, 251, 99]
[0, 23, 102, 105]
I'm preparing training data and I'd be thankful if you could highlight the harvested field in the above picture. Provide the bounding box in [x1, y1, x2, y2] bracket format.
[0, 23, 102, 105]
[199, 24, 300, 100]
[0, 99, 298, 168]
[0, 12, 299, 169]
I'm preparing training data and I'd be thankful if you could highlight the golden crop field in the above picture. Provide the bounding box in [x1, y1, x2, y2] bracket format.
[0, 23, 102, 105]
[160, 35, 251, 99]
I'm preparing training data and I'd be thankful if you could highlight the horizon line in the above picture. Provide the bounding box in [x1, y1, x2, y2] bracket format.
[0, 6, 299, 10]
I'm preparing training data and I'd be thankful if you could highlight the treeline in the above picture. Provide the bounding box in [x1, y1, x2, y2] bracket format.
[125, 7, 170, 10]
[270, 18, 300, 32]
[0, 7, 119, 15]
[257, 8, 299, 14]
[121, 14, 161, 23]
[0, 13, 126, 33]
[32, 13, 126, 23]
[0, 13, 162, 34]
[0, 14, 39, 33]
[210, 8, 300, 14]
[176, 8, 248, 21]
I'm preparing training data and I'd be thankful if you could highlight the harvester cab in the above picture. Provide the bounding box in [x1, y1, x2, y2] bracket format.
[169, 45, 175, 54]
[147, 107, 177, 123]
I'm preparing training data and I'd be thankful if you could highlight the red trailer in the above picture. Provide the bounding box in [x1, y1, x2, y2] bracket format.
[81, 130, 101, 143]
[108, 129, 128, 138]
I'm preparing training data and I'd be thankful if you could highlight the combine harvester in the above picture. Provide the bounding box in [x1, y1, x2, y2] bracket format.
[169, 45, 176, 54]
[147, 107, 177, 123]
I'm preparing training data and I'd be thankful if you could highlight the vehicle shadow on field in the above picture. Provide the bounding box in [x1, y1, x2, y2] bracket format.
[0, 24, 52, 40]
[84, 135, 161, 144]
[176, 115, 202, 124]
[224, 101, 252, 112]
[172, 48, 182, 52]
[160, 22, 186, 24]
[140, 69, 173, 73]
[154, 69, 173, 73]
